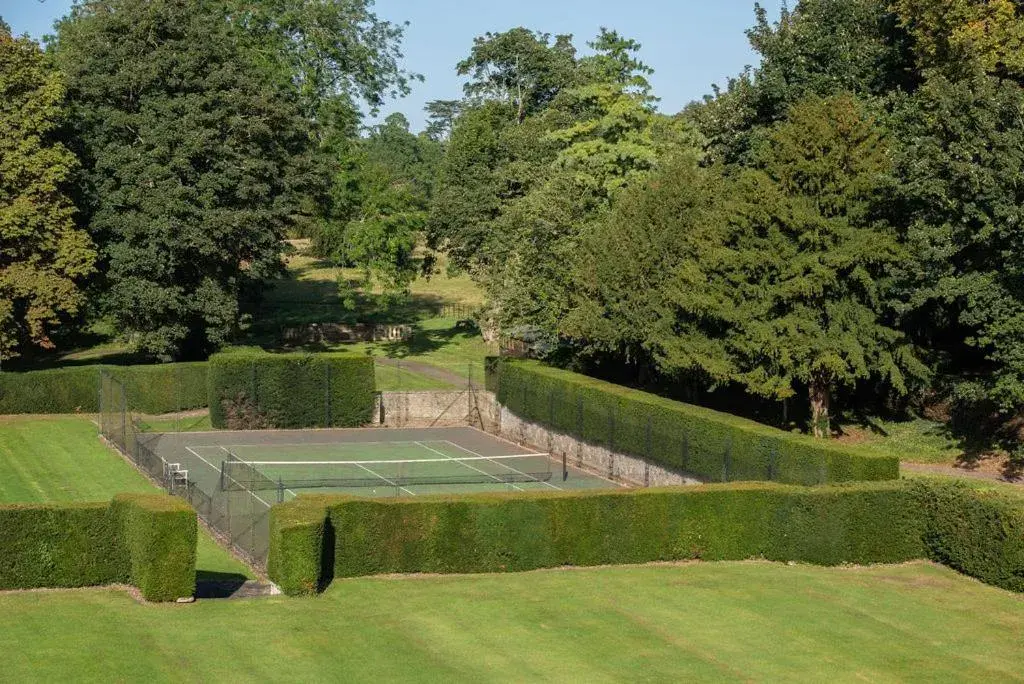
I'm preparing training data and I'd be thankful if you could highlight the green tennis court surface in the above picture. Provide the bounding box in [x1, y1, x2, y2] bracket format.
[134, 426, 618, 566]
[146, 426, 614, 500]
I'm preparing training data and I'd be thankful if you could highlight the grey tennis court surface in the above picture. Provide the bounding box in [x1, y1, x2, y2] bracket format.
[140, 426, 616, 500]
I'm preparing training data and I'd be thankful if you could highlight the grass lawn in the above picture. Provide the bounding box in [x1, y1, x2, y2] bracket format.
[0, 415, 252, 580]
[838, 417, 977, 465]
[0, 561, 1021, 682]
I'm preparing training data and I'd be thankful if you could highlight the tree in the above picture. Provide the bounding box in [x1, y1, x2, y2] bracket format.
[317, 113, 441, 298]
[564, 156, 730, 381]
[894, 0, 1024, 80]
[225, 0, 420, 119]
[687, 0, 912, 164]
[424, 99, 462, 141]
[54, 0, 312, 358]
[0, 23, 95, 363]
[457, 28, 577, 122]
[888, 68, 1024, 410]
[721, 94, 927, 436]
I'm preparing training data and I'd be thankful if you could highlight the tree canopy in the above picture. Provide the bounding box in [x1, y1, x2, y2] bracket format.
[0, 23, 95, 363]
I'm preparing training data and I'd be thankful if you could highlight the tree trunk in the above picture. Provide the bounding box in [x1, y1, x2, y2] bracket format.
[809, 376, 831, 439]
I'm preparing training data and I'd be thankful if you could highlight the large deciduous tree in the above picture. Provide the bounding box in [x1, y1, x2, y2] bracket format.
[0, 23, 95, 363]
[55, 0, 312, 358]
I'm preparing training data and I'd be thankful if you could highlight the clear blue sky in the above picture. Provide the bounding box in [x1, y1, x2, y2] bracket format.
[1, 0, 780, 131]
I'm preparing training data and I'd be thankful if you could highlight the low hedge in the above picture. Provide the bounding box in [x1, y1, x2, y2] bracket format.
[0, 362, 208, 415]
[268, 482, 924, 594]
[910, 479, 1024, 593]
[208, 349, 375, 429]
[494, 359, 897, 485]
[0, 494, 196, 601]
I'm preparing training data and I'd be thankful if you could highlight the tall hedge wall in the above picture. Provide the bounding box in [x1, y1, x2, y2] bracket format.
[494, 359, 897, 485]
[910, 479, 1024, 593]
[269, 479, 1024, 596]
[208, 350, 375, 429]
[0, 362, 208, 415]
[268, 482, 923, 594]
[0, 494, 196, 601]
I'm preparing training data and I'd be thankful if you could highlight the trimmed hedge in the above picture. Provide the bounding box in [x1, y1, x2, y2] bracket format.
[268, 495, 335, 596]
[0, 494, 196, 601]
[495, 359, 897, 485]
[268, 482, 924, 593]
[208, 349, 375, 429]
[111, 493, 197, 601]
[910, 479, 1024, 593]
[0, 362, 208, 415]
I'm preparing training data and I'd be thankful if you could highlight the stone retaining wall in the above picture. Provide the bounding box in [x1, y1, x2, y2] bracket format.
[375, 389, 500, 430]
[375, 389, 697, 487]
[495, 405, 699, 488]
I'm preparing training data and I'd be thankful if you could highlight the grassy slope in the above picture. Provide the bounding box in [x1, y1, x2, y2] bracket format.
[0, 416, 251, 579]
[0, 562, 1021, 682]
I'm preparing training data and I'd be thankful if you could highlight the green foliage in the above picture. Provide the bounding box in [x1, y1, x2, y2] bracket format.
[207, 350, 374, 429]
[717, 93, 928, 433]
[0, 494, 195, 601]
[909, 479, 1024, 593]
[0, 362, 207, 414]
[54, 0, 313, 359]
[0, 501, 123, 590]
[111, 493, 196, 602]
[0, 25, 95, 361]
[268, 497, 333, 596]
[564, 156, 728, 370]
[888, 69, 1024, 411]
[457, 28, 577, 122]
[268, 482, 921, 589]
[496, 360, 899, 484]
[315, 113, 441, 299]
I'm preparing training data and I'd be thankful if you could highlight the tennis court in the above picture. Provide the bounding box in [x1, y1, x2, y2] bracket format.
[130, 426, 617, 566]
[146, 426, 614, 500]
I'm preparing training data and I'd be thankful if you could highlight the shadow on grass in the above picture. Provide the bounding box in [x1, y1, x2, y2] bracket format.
[194, 570, 250, 599]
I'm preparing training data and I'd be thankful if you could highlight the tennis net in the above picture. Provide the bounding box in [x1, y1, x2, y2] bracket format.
[219, 452, 559, 491]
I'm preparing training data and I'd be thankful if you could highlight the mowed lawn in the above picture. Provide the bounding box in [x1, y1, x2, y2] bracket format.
[0, 415, 251, 579]
[0, 562, 1022, 682]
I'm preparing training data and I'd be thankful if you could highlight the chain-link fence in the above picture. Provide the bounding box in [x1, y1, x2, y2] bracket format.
[506, 373, 832, 486]
[99, 370, 270, 568]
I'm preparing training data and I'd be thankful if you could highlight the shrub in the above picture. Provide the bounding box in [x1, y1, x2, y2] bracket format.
[0, 495, 196, 601]
[208, 349, 375, 429]
[909, 479, 1024, 593]
[268, 482, 923, 592]
[495, 359, 897, 485]
[268, 496, 334, 596]
[0, 362, 207, 415]
[111, 493, 197, 601]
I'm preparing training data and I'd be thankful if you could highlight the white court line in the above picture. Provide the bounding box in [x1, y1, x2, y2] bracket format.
[214, 454, 548, 466]
[352, 463, 417, 497]
[208, 440, 447, 449]
[414, 441, 526, 492]
[185, 446, 272, 508]
[442, 440, 562, 491]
